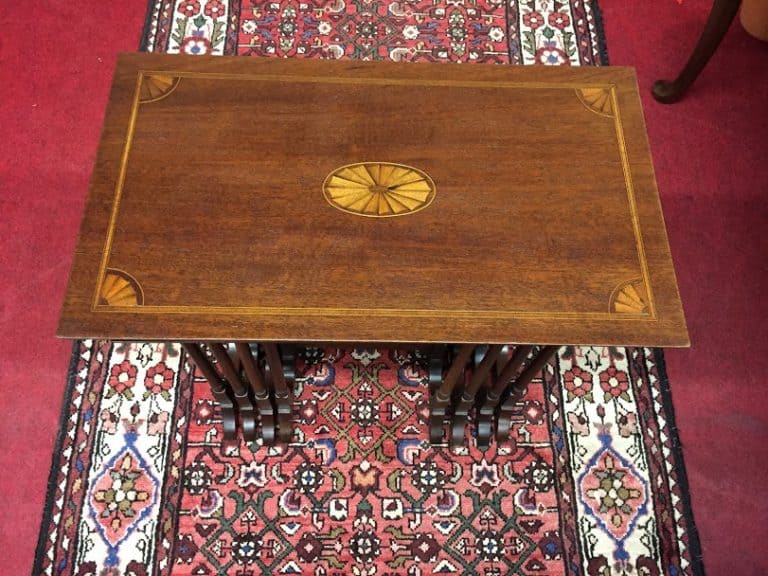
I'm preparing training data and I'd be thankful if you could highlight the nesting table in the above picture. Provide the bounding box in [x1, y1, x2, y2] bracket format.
[58, 54, 688, 448]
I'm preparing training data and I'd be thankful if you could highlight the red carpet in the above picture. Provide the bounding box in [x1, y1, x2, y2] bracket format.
[602, 1, 768, 574]
[1, 0, 767, 574]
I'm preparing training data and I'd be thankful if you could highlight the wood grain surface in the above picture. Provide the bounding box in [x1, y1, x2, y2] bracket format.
[58, 54, 688, 347]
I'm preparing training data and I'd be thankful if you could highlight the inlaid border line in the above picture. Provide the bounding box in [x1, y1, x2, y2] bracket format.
[92, 73, 655, 321]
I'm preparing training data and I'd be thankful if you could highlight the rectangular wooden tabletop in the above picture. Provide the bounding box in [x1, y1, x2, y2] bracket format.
[58, 53, 688, 346]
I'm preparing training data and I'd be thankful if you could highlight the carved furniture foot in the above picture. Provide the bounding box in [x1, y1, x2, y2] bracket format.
[263, 342, 294, 443]
[496, 346, 559, 443]
[475, 345, 534, 449]
[235, 342, 276, 445]
[450, 345, 504, 448]
[182, 343, 238, 441]
[428, 344, 475, 444]
[209, 343, 258, 442]
[653, 0, 743, 103]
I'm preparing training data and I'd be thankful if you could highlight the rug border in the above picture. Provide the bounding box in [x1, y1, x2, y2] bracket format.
[31, 4, 159, 567]
[31, 341, 83, 576]
[590, 0, 610, 65]
[653, 348, 706, 576]
[138, 0, 160, 52]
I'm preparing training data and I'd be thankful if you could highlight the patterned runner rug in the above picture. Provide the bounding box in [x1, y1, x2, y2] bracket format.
[35, 2, 703, 575]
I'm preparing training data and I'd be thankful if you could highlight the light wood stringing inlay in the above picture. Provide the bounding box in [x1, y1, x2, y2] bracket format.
[93, 71, 656, 320]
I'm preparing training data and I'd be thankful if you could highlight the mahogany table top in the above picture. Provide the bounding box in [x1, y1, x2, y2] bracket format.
[58, 54, 688, 347]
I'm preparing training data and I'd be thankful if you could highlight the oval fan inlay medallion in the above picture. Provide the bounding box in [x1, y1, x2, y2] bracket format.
[323, 162, 436, 217]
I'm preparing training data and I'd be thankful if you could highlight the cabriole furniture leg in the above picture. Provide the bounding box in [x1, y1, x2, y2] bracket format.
[652, 0, 743, 103]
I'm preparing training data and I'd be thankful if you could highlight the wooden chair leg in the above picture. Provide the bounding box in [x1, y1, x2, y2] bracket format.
[182, 343, 237, 441]
[652, 0, 743, 103]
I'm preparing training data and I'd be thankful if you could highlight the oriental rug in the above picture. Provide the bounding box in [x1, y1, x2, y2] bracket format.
[34, 342, 702, 575]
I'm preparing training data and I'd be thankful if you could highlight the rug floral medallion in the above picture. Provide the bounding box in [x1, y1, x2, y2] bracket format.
[35, 1, 702, 575]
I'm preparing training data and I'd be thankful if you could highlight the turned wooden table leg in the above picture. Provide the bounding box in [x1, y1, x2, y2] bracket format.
[496, 346, 558, 443]
[209, 343, 258, 442]
[427, 344, 446, 392]
[429, 344, 474, 444]
[235, 342, 276, 445]
[183, 343, 237, 441]
[263, 342, 294, 443]
[652, 0, 742, 103]
[475, 345, 533, 449]
[450, 345, 503, 448]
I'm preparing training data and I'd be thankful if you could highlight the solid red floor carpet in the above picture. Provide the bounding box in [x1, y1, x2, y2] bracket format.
[601, 1, 768, 573]
[1, 3, 150, 574]
[1, 0, 766, 574]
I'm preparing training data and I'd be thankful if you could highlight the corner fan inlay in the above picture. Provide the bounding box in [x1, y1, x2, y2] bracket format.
[575, 88, 614, 117]
[99, 269, 144, 306]
[323, 162, 436, 217]
[139, 74, 180, 104]
[610, 279, 649, 315]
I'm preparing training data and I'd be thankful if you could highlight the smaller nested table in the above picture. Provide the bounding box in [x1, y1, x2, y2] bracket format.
[58, 54, 688, 448]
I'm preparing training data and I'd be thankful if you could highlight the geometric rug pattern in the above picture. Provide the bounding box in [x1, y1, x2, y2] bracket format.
[35, 342, 702, 575]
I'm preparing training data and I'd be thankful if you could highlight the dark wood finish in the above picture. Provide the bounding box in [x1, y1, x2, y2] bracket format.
[476, 344, 533, 448]
[58, 54, 688, 348]
[450, 345, 504, 447]
[427, 345, 446, 391]
[209, 343, 257, 442]
[235, 342, 275, 444]
[263, 343, 293, 443]
[653, 0, 742, 103]
[429, 344, 474, 443]
[234, 342, 268, 395]
[496, 346, 559, 443]
[182, 343, 237, 440]
[278, 344, 298, 442]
